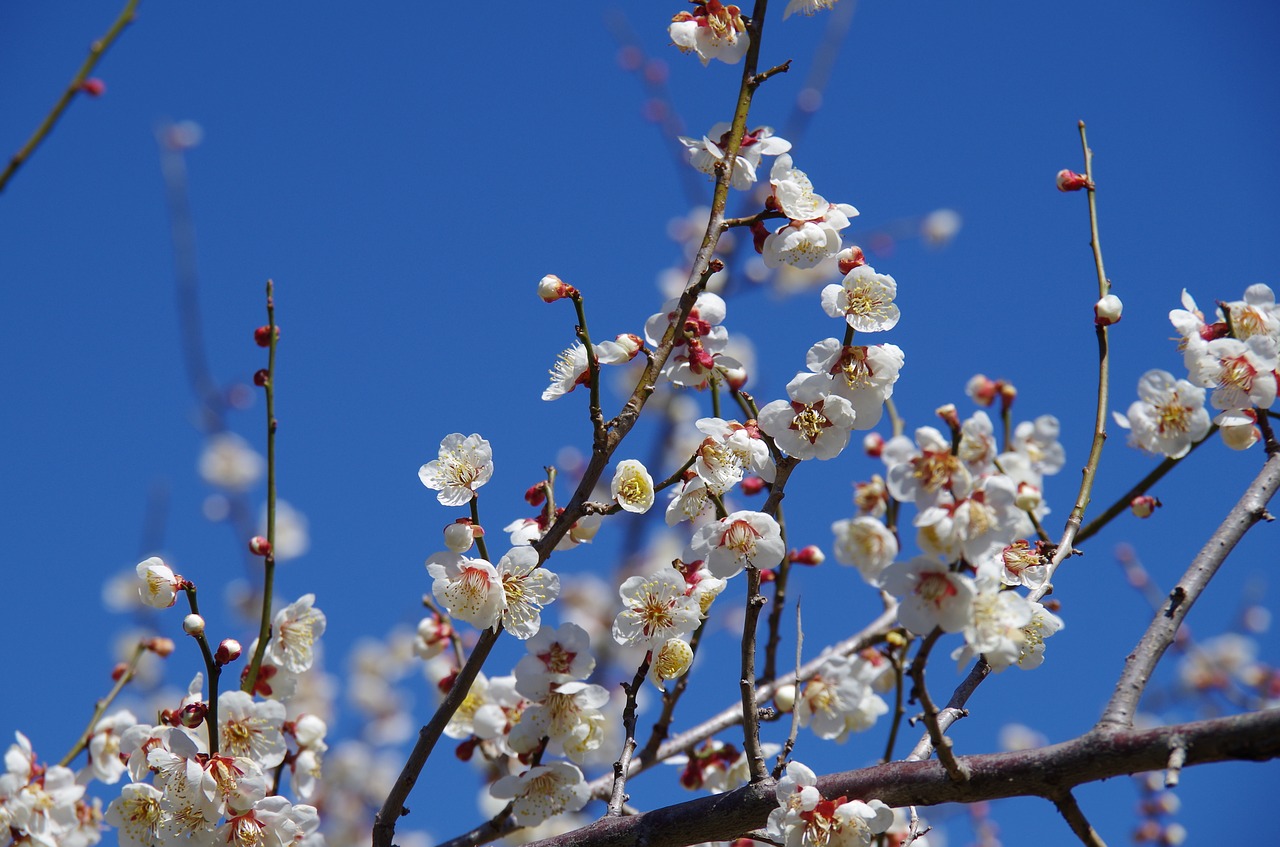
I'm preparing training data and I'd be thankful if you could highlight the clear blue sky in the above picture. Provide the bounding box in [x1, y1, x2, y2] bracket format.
[2, 2, 1278, 845]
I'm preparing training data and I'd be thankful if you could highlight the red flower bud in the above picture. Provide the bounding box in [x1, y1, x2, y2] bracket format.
[249, 536, 272, 556]
[216, 638, 243, 666]
[740, 476, 765, 496]
[1056, 169, 1092, 191]
[179, 702, 208, 729]
[253, 325, 279, 347]
[80, 78, 106, 97]
[837, 246, 866, 274]
[524, 483, 547, 507]
[253, 368, 270, 387]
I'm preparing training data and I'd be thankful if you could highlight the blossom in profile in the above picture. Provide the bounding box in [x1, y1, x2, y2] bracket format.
[427, 552, 505, 631]
[821, 265, 900, 333]
[1113, 369, 1210, 459]
[669, 2, 749, 66]
[418, 433, 494, 506]
[762, 154, 859, 269]
[136, 557, 182, 609]
[490, 761, 591, 826]
[265, 593, 327, 673]
[678, 123, 791, 190]
[542, 338, 637, 401]
[611, 459, 656, 514]
[649, 637, 695, 688]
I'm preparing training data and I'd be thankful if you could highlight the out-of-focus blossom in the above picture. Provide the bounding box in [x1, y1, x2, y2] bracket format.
[199, 432, 264, 491]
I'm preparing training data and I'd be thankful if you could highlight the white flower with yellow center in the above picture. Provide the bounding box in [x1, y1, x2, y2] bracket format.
[418, 433, 493, 506]
[821, 265, 900, 333]
[758, 373, 857, 461]
[649, 637, 695, 689]
[831, 516, 898, 585]
[427, 552, 505, 631]
[612, 570, 702, 647]
[495, 546, 559, 640]
[490, 762, 590, 827]
[1185, 335, 1278, 411]
[881, 556, 976, 635]
[1114, 369, 1211, 459]
[265, 593, 326, 673]
[690, 510, 786, 579]
[136, 557, 181, 609]
[611, 459, 655, 514]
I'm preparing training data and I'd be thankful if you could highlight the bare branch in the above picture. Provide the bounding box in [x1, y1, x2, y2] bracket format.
[1050, 790, 1108, 847]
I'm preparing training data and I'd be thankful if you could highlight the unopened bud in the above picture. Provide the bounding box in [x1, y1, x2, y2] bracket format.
[749, 220, 769, 254]
[650, 638, 694, 688]
[1056, 169, 1092, 191]
[999, 381, 1018, 409]
[110, 662, 128, 682]
[443, 519, 477, 553]
[179, 702, 208, 729]
[789, 545, 824, 566]
[966, 374, 998, 407]
[524, 483, 546, 507]
[1218, 410, 1260, 451]
[182, 614, 205, 636]
[721, 363, 748, 389]
[836, 245, 866, 274]
[253, 325, 279, 347]
[773, 683, 796, 713]
[249, 536, 272, 556]
[1130, 495, 1161, 519]
[145, 637, 176, 657]
[740, 475, 765, 496]
[759, 568, 776, 583]
[1095, 294, 1123, 326]
[454, 737, 479, 762]
[613, 333, 645, 361]
[537, 274, 578, 302]
[80, 78, 106, 97]
[253, 368, 270, 387]
[1015, 482, 1043, 512]
[216, 638, 242, 665]
[936, 403, 960, 432]
[863, 432, 885, 458]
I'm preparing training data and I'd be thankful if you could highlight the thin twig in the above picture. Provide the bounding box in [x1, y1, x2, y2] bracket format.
[182, 584, 222, 754]
[1050, 789, 1108, 847]
[636, 619, 708, 766]
[739, 566, 769, 782]
[907, 630, 970, 782]
[609, 653, 653, 816]
[0, 0, 141, 193]
[773, 602, 803, 778]
[58, 642, 146, 768]
[243, 280, 279, 694]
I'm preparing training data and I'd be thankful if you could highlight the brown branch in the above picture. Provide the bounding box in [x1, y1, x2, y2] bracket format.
[739, 567, 769, 782]
[609, 653, 652, 816]
[906, 630, 969, 782]
[1097, 450, 1280, 727]
[521, 709, 1280, 847]
[636, 619, 708, 766]
[1050, 790, 1108, 847]
[0, 0, 141, 193]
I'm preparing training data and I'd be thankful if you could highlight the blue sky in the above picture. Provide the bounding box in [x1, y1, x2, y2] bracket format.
[2, 2, 1278, 845]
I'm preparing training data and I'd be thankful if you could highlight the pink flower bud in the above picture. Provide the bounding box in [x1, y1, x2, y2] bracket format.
[789, 545, 824, 566]
[216, 638, 243, 665]
[145, 637, 175, 657]
[721, 363, 748, 389]
[836, 245, 866, 274]
[1129, 495, 1161, 518]
[999, 381, 1018, 410]
[1095, 294, 1123, 326]
[249, 536, 272, 556]
[740, 475, 765, 496]
[749, 220, 769, 254]
[80, 78, 106, 97]
[179, 702, 208, 729]
[966, 374, 998, 407]
[537, 274, 578, 302]
[1056, 169, 1091, 191]
[182, 614, 205, 636]
[863, 432, 885, 458]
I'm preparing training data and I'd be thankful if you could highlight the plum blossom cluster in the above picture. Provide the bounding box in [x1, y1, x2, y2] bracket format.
[759, 154, 860, 270]
[669, 1, 748, 65]
[767, 761, 894, 847]
[678, 123, 791, 190]
[1159, 285, 1280, 452]
[644, 291, 742, 390]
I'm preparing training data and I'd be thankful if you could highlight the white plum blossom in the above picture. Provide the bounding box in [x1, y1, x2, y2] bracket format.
[495, 546, 560, 640]
[989, 540, 1048, 591]
[693, 417, 774, 492]
[427, 552, 505, 631]
[612, 569, 703, 647]
[649, 637, 695, 688]
[105, 783, 165, 847]
[1114, 369, 1211, 459]
[665, 475, 715, 525]
[669, 2, 749, 66]
[758, 373, 857, 460]
[1011, 414, 1066, 475]
[265, 593, 326, 673]
[881, 556, 977, 635]
[644, 292, 739, 389]
[1217, 408, 1262, 450]
[957, 578, 1035, 671]
[509, 681, 610, 764]
[1015, 600, 1065, 669]
[678, 123, 791, 190]
[1185, 335, 1278, 412]
[418, 433, 494, 506]
[689, 510, 786, 579]
[515, 622, 596, 701]
[805, 339, 904, 430]
[884, 427, 973, 508]
[784, 0, 839, 18]
[611, 459, 656, 514]
[1221, 284, 1280, 342]
[198, 432, 264, 491]
[136, 557, 182, 609]
[490, 762, 591, 827]
[796, 655, 888, 742]
[821, 265, 900, 333]
[768, 761, 894, 847]
[542, 338, 638, 401]
[763, 154, 859, 269]
[85, 710, 137, 784]
[830, 516, 898, 585]
[957, 410, 999, 475]
[217, 691, 287, 768]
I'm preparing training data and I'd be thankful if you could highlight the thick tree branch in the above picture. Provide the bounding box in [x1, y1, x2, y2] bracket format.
[521, 710, 1280, 847]
[1098, 450, 1280, 727]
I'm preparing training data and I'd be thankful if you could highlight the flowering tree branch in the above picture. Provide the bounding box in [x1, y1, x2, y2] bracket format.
[0, 0, 140, 193]
[516, 708, 1280, 847]
[1098, 449, 1280, 727]
[57, 642, 146, 769]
